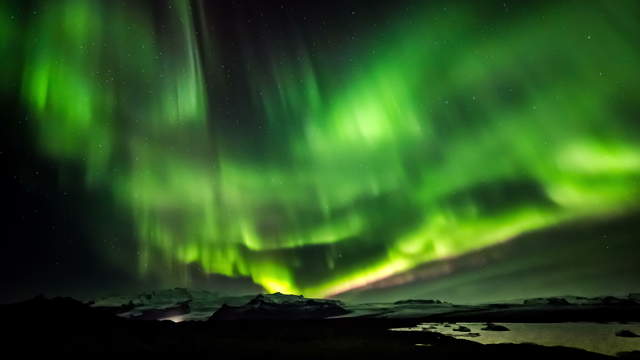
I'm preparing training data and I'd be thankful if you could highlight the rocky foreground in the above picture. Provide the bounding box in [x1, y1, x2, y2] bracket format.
[2, 291, 639, 357]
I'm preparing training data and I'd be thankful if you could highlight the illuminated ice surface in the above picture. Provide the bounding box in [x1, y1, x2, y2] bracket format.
[392, 322, 640, 356]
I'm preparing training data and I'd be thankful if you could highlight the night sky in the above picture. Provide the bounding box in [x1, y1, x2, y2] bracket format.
[2, 0, 640, 303]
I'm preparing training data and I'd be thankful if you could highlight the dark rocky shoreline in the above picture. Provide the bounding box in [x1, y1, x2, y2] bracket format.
[3, 293, 639, 357]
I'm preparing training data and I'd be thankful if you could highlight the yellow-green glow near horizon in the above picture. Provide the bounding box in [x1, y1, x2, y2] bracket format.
[9, 0, 640, 296]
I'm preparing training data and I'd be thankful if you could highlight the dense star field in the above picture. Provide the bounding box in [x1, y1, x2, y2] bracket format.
[2, 0, 639, 301]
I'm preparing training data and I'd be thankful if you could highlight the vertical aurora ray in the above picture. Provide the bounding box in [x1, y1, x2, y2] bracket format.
[19, 0, 218, 282]
[11, 0, 640, 296]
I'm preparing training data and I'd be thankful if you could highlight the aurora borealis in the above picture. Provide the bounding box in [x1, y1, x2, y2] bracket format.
[2, 0, 640, 300]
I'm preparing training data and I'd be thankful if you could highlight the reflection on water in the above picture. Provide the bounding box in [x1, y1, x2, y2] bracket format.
[391, 322, 640, 356]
